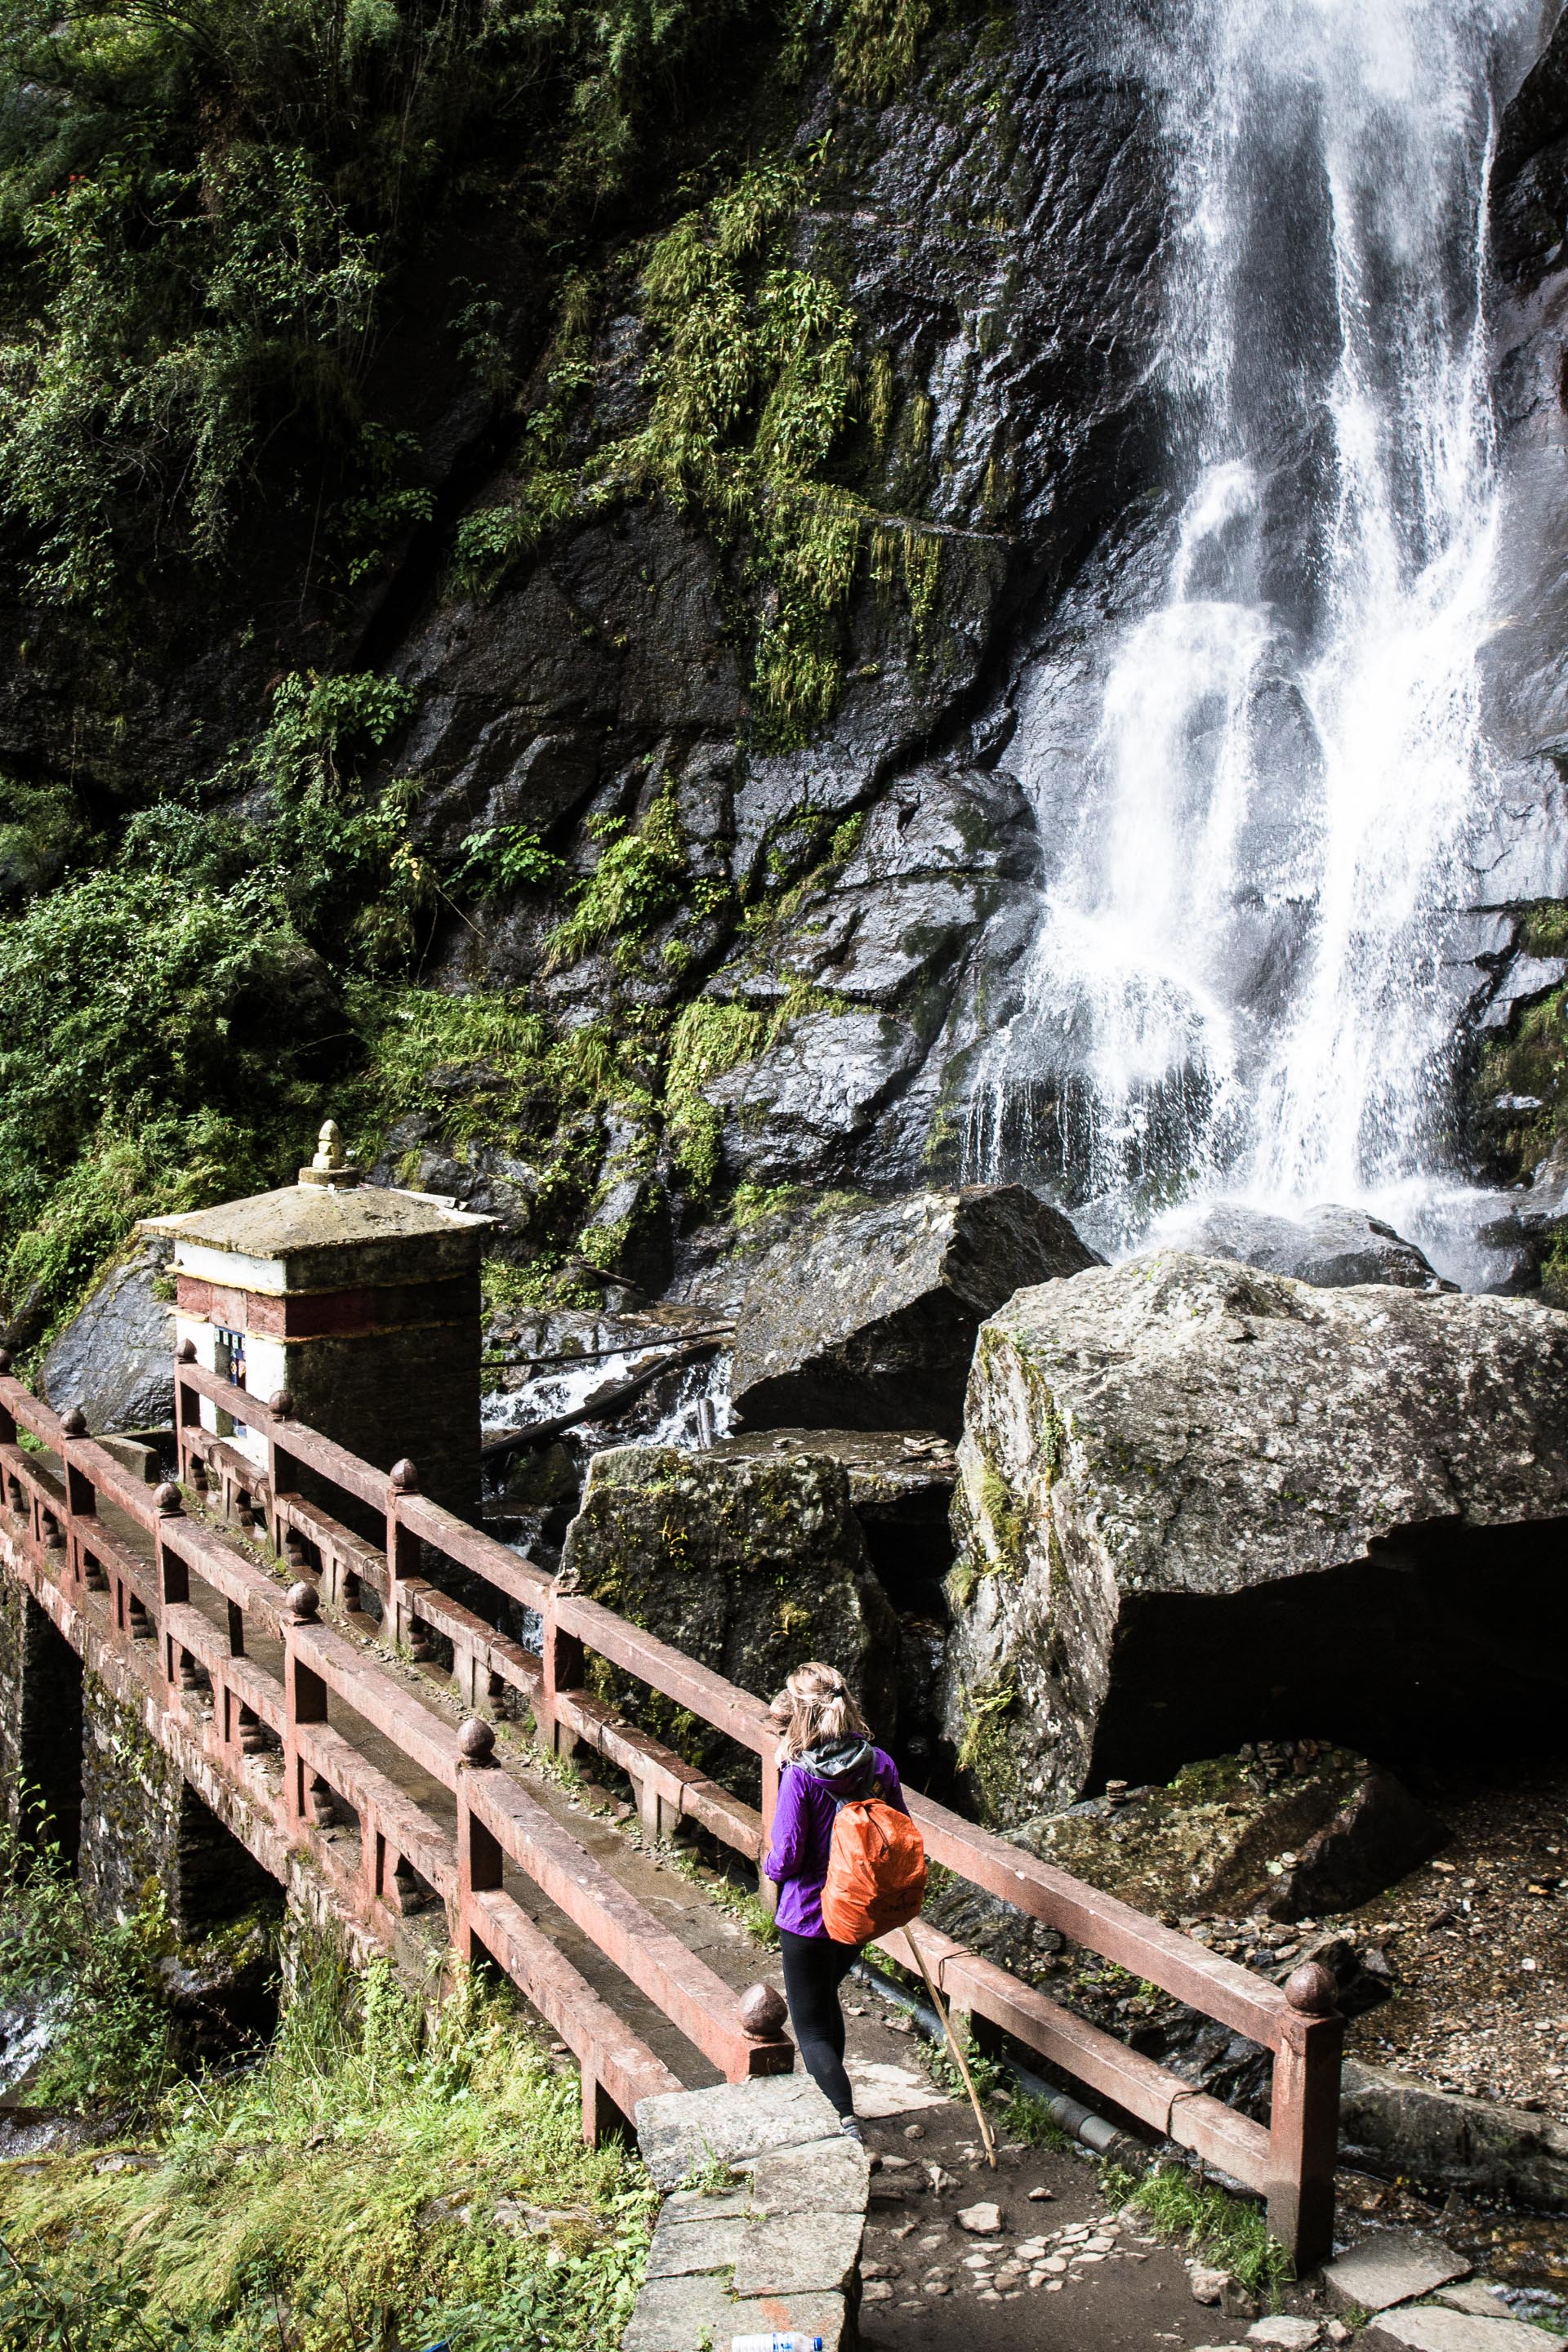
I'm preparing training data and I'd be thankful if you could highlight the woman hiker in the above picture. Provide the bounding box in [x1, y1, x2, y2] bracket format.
[761, 1659, 917, 2144]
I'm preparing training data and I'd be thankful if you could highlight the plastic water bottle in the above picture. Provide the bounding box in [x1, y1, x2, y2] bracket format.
[731, 2336, 824, 2352]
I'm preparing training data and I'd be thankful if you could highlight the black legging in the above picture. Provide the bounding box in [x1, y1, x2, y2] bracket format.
[779, 1927, 860, 2118]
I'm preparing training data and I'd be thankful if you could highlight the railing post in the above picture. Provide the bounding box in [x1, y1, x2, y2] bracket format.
[455, 1717, 503, 1955]
[57, 1406, 96, 1584]
[386, 1459, 427, 1658]
[175, 1339, 200, 1484]
[0, 1348, 16, 1448]
[265, 1388, 296, 1559]
[538, 1590, 584, 1761]
[153, 1481, 186, 1686]
[282, 1580, 327, 1827]
[1267, 1962, 1343, 2273]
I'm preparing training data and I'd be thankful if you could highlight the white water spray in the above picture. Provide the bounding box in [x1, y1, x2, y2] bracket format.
[972, 0, 1543, 1272]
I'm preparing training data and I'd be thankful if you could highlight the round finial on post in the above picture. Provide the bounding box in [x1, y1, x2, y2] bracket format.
[459, 1717, 497, 1764]
[0, 1348, 12, 1375]
[177, 1337, 197, 1363]
[287, 1579, 320, 1622]
[59, 1405, 87, 1438]
[737, 1983, 790, 2041]
[153, 1481, 184, 1517]
[269, 1389, 293, 1419]
[390, 1459, 419, 1494]
[1285, 1960, 1339, 2016]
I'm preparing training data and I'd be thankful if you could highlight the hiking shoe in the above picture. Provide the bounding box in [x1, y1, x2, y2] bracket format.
[840, 2115, 865, 2143]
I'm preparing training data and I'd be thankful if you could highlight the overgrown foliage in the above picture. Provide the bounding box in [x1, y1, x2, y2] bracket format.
[0, 1797, 177, 2119]
[0, 666, 445, 1344]
[457, 162, 946, 742]
[0, 1936, 656, 2352]
[0, 0, 804, 608]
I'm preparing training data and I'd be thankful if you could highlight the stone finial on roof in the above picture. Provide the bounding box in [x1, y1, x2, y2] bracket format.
[298, 1116, 363, 1190]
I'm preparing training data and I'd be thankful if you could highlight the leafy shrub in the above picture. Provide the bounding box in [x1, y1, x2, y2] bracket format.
[454, 823, 564, 898]
[0, 1798, 177, 2121]
[0, 1945, 657, 2352]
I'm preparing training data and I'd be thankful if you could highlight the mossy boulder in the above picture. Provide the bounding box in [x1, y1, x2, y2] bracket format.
[557, 1445, 898, 1758]
[942, 1251, 1568, 1824]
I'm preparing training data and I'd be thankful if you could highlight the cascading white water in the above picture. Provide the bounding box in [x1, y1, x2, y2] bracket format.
[970, 0, 1544, 1273]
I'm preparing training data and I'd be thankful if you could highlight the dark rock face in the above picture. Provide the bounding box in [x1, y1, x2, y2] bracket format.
[557, 1444, 898, 1753]
[1169, 1200, 1454, 1291]
[39, 1241, 175, 1433]
[728, 1185, 1099, 1437]
[368, 10, 1167, 1207]
[943, 1251, 1568, 1822]
[700, 766, 1044, 1188]
[1474, 20, 1568, 969]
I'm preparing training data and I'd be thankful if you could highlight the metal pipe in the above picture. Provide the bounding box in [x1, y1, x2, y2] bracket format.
[850, 1955, 1134, 2158]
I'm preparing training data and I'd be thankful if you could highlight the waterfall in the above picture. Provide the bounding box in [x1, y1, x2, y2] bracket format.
[970, 0, 1544, 1277]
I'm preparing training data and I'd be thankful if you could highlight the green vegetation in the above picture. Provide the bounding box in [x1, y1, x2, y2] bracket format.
[0, 1931, 656, 2352]
[0, 1800, 177, 2119]
[457, 163, 946, 742]
[1102, 2158, 1291, 2304]
[546, 791, 691, 973]
[998, 2084, 1071, 2150]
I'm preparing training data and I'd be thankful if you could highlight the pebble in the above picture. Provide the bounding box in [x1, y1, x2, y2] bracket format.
[1028, 2184, 1057, 2201]
[956, 2202, 1004, 2235]
[1044, 2256, 1069, 2274]
[1192, 2265, 1233, 2305]
[923, 2278, 951, 2296]
[862, 2281, 894, 2302]
[1075, 2251, 1107, 2265]
[1046, 2279, 1067, 2292]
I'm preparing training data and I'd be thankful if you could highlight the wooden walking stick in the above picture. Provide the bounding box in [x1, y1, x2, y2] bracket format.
[904, 1924, 997, 2169]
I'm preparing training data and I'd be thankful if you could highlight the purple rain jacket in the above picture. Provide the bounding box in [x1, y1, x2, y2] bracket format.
[763, 1735, 908, 1939]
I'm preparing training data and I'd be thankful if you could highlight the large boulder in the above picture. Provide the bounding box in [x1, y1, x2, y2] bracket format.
[557, 1445, 898, 1761]
[39, 1240, 175, 1432]
[942, 1251, 1568, 1823]
[728, 1186, 1099, 1438]
[1168, 1200, 1453, 1290]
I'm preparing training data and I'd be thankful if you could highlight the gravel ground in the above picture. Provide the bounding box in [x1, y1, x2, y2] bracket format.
[1338, 1765, 1568, 2116]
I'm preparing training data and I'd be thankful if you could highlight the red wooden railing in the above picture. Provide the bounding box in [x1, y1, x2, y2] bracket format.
[0, 1345, 1343, 2265]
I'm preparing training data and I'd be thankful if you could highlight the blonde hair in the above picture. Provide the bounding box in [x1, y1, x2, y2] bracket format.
[769, 1660, 870, 1766]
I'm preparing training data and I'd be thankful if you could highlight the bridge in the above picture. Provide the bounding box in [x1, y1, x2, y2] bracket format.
[0, 1333, 1343, 2269]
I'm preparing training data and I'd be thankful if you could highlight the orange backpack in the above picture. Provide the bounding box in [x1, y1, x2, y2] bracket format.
[820, 1792, 927, 1946]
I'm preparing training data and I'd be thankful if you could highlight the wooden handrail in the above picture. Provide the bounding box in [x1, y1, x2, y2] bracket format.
[0, 1357, 1343, 2261]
